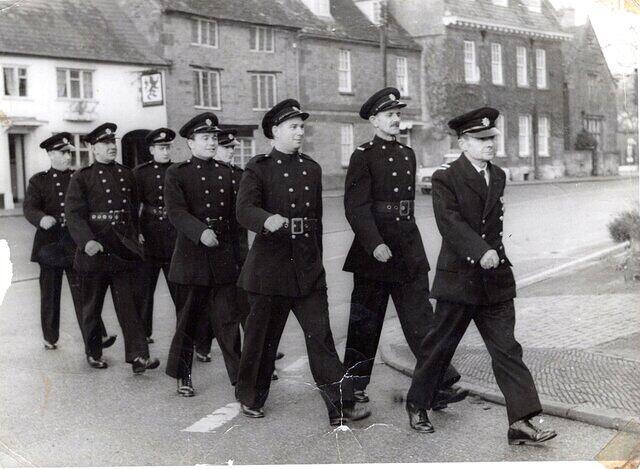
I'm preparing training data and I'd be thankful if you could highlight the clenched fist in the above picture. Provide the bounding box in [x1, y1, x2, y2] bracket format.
[200, 229, 219, 247]
[373, 244, 393, 263]
[84, 240, 104, 257]
[480, 249, 499, 269]
[264, 214, 289, 233]
[39, 216, 57, 230]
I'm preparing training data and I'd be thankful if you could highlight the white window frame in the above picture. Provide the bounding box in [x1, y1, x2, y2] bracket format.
[340, 123, 354, 168]
[519, 115, 532, 157]
[496, 115, 506, 156]
[491, 43, 503, 85]
[251, 73, 277, 111]
[301, 0, 331, 17]
[464, 41, 480, 84]
[493, 0, 508, 6]
[191, 18, 218, 48]
[232, 137, 255, 169]
[2, 65, 28, 97]
[338, 49, 352, 93]
[251, 26, 275, 53]
[64, 133, 93, 169]
[536, 48, 547, 89]
[193, 69, 221, 110]
[538, 116, 550, 157]
[56, 68, 94, 100]
[396, 56, 409, 96]
[516, 46, 528, 87]
[524, 0, 542, 13]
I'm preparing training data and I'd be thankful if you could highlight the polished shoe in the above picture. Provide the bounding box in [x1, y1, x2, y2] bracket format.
[131, 356, 160, 374]
[145, 336, 154, 344]
[86, 356, 108, 369]
[329, 402, 371, 426]
[407, 403, 434, 433]
[241, 404, 265, 418]
[353, 389, 369, 403]
[177, 376, 195, 397]
[101, 335, 117, 349]
[275, 351, 285, 360]
[432, 387, 470, 410]
[43, 341, 57, 350]
[508, 419, 557, 445]
[271, 370, 279, 380]
[196, 351, 212, 363]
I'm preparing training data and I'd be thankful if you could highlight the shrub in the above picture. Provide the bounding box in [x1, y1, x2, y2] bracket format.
[608, 210, 640, 243]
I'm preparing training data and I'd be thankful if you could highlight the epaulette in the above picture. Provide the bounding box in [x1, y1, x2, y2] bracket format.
[133, 160, 152, 171]
[356, 141, 374, 152]
[231, 164, 244, 172]
[298, 152, 319, 166]
[434, 163, 451, 172]
[176, 159, 193, 167]
[78, 165, 92, 172]
[252, 154, 269, 163]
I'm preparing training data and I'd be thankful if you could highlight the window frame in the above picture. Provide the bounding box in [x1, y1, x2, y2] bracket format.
[251, 73, 277, 111]
[232, 137, 256, 169]
[518, 114, 532, 157]
[396, 56, 409, 97]
[464, 40, 480, 84]
[338, 49, 352, 93]
[516, 46, 528, 88]
[191, 17, 219, 48]
[496, 115, 506, 157]
[193, 69, 222, 110]
[340, 123, 354, 168]
[251, 26, 275, 53]
[536, 48, 547, 89]
[491, 43, 504, 86]
[56, 68, 94, 100]
[2, 65, 28, 97]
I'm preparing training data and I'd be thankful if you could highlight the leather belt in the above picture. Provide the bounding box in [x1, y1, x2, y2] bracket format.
[281, 217, 318, 235]
[90, 210, 129, 224]
[143, 205, 168, 219]
[372, 200, 415, 216]
[204, 217, 230, 232]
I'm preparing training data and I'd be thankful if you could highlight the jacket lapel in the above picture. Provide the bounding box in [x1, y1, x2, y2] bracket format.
[458, 154, 488, 201]
[483, 163, 505, 218]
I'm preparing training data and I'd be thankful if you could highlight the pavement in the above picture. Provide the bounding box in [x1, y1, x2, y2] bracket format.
[380, 251, 640, 436]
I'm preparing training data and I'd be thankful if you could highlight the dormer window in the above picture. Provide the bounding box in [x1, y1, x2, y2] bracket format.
[355, 0, 383, 25]
[301, 0, 332, 18]
[523, 0, 542, 13]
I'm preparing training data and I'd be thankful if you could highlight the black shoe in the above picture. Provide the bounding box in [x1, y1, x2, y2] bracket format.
[196, 351, 212, 363]
[508, 419, 557, 445]
[43, 341, 57, 350]
[407, 403, 434, 433]
[241, 404, 265, 418]
[145, 336, 154, 344]
[329, 402, 371, 426]
[271, 370, 279, 381]
[353, 390, 369, 403]
[432, 387, 469, 410]
[131, 356, 160, 374]
[275, 351, 285, 360]
[101, 335, 117, 349]
[86, 356, 108, 369]
[177, 376, 195, 397]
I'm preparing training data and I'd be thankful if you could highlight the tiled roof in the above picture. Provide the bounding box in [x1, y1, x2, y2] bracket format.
[0, 0, 167, 65]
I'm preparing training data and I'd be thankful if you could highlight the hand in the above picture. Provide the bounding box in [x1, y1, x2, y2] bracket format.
[39, 216, 57, 230]
[480, 250, 500, 269]
[264, 214, 289, 233]
[138, 233, 145, 244]
[373, 244, 393, 263]
[84, 240, 104, 257]
[200, 229, 219, 247]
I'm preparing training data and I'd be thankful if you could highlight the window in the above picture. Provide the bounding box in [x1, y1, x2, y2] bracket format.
[340, 124, 354, 167]
[493, 0, 508, 5]
[587, 73, 598, 106]
[64, 134, 92, 169]
[396, 57, 409, 96]
[536, 49, 547, 89]
[57, 69, 93, 99]
[524, 0, 542, 13]
[464, 41, 480, 83]
[583, 116, 603, 149]
[191, 18, 218, 47]
[193, 69, 221, 109]
[251, 73, 277, 110]
[251, 27, 275, 52]
[491, 43, 503, 85]
[301, 0, 331, 17]
[232, 137, 255, 169]
[355, 0, 383, 24]
[3, 66, 27, 97]
[516, 46, 528, 87]
[538, 116, 550, 156]
[496, 115, 506, 156]
[519, 115, 531, 157]
[338, 49, 352, 93]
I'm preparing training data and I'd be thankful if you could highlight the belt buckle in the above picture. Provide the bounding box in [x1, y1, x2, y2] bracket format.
[399, 200, 411, 216]
[291, 217, 304, 235]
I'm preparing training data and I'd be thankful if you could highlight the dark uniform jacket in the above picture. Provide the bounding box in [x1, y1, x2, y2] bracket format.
[164, 157, 241, 287]
[236, 149, 324, 297]
[343, 135, 429, 283]
[230, 164, 249, 265]
[133, 161, 176, 261]
[430, 154, 515, 305]
[23, 168, 76, 268]
[65, 161, 143, 273]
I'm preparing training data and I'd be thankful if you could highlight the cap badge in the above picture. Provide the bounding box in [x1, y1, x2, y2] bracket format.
[228, 133, 233, 139]
[205, 119, 212, 126]
[105, 128, 112, 135]
[62, 138, 69, 144]
[482, 117, 490, 127]
[388, 94, 395, 100]
[159, 132, 166, 139]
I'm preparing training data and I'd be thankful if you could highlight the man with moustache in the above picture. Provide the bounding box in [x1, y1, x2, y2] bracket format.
[24, 132, 116, 351]
[342, 88, 465, 432]
[65, 123, 160, 374]
[133, 128, 179, 344]
[235, 99, 370, 426]
[406, 107, 557, 444]
[164, 113, 244, 397]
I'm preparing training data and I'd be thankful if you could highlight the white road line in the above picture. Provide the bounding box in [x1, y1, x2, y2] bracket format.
[182, 402, 240, 433]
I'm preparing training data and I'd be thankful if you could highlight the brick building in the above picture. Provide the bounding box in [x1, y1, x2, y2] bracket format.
[390, 0, 572, 180]
[120, 0, 421, 189]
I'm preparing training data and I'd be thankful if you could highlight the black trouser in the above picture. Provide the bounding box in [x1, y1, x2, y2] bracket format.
[165, 283, 241, 384]
[38, 265, 108, 344]
[344, 274, 460, 393]
[235, 289, 354, 415]
[137, 260, 178, 338]
[408, 300, 542, 425]
[79, 270, 149, 363]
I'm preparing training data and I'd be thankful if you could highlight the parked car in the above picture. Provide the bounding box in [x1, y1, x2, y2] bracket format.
[416, 153, 459, 194]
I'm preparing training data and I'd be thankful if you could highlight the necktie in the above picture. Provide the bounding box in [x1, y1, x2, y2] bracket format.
[480, 169, 488, 186]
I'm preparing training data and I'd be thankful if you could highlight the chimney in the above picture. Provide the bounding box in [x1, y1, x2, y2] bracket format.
[558, 7, 576, 28]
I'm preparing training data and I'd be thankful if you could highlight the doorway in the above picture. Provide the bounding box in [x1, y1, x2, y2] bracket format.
[121, 129, 152, 168]
[9, 133, 26, 202]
